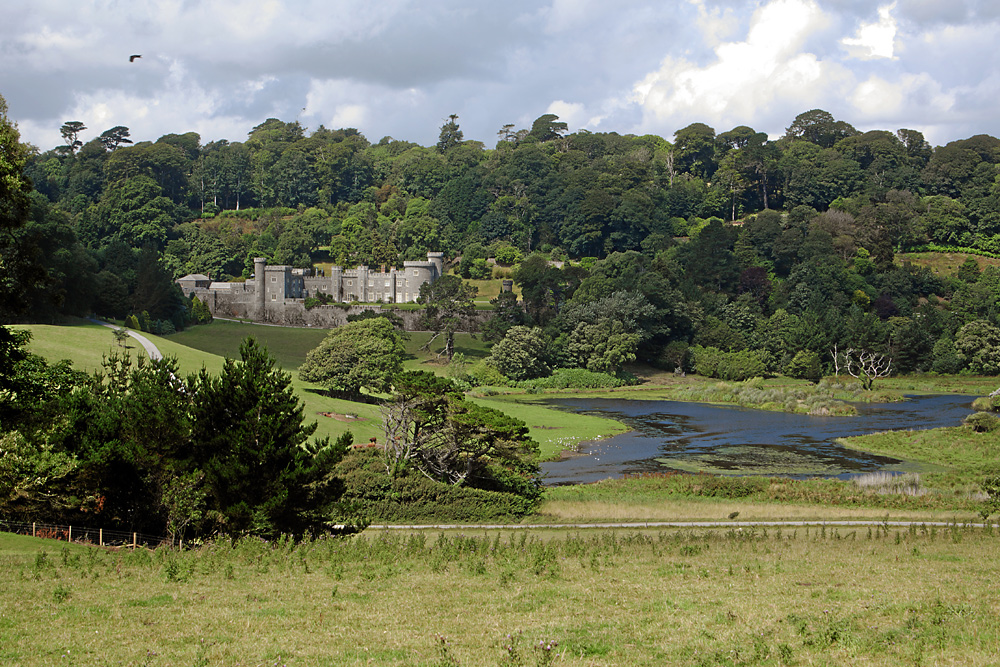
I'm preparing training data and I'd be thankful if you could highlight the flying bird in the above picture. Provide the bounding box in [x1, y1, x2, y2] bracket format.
[129, 54, 141, 62]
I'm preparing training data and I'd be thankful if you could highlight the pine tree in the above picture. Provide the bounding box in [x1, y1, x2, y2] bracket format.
[436, 114, 463, 153]
[191, 337, 340, 536]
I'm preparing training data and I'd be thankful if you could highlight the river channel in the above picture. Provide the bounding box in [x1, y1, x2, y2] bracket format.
[540, 394, 977, 485]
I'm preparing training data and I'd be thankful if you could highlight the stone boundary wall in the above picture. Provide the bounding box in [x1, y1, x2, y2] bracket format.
[197, 288, 485, 331]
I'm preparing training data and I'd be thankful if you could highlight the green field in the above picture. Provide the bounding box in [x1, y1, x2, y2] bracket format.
[169, 319, 329, 370]
[3, 526, 999, 666]
[839, 426, 1000, 491]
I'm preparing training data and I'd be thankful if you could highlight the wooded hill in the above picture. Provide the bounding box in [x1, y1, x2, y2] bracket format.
[10, 105, 1000, 378]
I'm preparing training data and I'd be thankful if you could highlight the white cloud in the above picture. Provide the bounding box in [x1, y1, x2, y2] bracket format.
[841, 2, 898, 60]
[631, 0, 845, 132]
[850, 75, 904, 116]
[545, 100, 586, 131]
[688, 0, 740, 47]
[849, 72, 954, 122]
[542, 0, 603, 33]
[329, 104, 369, 129]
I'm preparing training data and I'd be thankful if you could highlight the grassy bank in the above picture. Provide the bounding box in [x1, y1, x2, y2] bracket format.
[4, 526, 1000, 665]
[169, 319, 328, 369]
[839, 427, 1000, 492]
[19, 321, 383, 445]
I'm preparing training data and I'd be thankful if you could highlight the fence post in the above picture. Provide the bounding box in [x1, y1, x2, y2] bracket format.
[32, 522, 36, 537]
[68, 525, 72, 542]
[99, 528, 103, 547]
[132, 532, 137, 549]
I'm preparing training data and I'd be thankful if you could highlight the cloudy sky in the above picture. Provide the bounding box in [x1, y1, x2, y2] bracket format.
[4, 0, 1000, 152]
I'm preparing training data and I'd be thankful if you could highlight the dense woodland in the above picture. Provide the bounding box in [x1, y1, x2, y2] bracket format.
[5, 94, 1000, 537]
[10, 104, 1000, 378]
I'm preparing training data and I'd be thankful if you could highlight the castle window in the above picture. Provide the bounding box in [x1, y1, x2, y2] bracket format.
[270, 276, 277, 283]
[271, 294, 276, 301]
[412, 270, 419, 276]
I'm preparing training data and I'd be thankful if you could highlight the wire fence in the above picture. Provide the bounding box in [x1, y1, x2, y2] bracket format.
[0, 519, 169, 548]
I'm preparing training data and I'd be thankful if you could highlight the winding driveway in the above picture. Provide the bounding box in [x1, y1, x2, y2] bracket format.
[89, 319, 163, 361]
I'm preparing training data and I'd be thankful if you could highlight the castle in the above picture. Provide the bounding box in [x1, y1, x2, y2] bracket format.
[177, 252, 444, 327]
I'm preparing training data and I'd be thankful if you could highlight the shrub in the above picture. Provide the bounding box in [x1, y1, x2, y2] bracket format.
[971, 394, 1000, 412]
[468, 359, 508, 387]
[691, 345, 773, 381]
[517, 368, 633, 390]
[493, 245, 523, 265]
[785, 350, 823, 382]
[337, 450, 538, 523]
[964, 412, 1000, 432]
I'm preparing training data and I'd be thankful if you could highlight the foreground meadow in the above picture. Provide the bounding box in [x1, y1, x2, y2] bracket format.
[3, 526, 999, 666]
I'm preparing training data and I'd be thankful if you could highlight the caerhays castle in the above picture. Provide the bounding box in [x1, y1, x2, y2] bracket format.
[177, 252, 444, 327]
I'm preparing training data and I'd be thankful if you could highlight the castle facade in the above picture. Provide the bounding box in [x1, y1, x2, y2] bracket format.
[177, 252, 444, 327]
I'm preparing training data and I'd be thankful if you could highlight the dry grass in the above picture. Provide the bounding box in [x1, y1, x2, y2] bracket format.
[533, 497, 971, 525]
[4, 527, 1000, 666]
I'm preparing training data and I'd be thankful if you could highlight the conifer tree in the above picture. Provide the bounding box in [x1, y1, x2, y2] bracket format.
[191, 337, 342, 536]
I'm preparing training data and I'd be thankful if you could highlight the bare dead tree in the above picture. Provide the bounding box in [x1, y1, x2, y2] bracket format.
[378, 398, 424, 479]
[379, 394, 466, 484]
[832, 347, 892, 390]
[379, 391, 527, 487]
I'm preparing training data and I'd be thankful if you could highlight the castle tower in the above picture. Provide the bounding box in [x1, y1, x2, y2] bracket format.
[330, 265, 343, 302]
[427, 252, 444, 279]
[254, 257, 267, 319]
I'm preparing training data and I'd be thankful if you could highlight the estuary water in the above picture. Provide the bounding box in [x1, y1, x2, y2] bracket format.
[540, 394, 977, 485]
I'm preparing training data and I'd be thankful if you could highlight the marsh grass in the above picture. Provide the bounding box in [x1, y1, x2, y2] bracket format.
[851, 472, 927, 496]
[3, 526, 999, 666]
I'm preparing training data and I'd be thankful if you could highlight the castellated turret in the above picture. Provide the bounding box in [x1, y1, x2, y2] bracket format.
[426, 252, 445, 278]
[254, 257, 267, 319]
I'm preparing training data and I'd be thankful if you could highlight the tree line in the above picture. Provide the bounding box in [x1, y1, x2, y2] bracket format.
[7, 89, 1000, 379]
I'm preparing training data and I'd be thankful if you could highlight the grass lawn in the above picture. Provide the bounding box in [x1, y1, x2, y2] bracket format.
[469, 395, 628, 461]
[3, 526, 1000, 665]
[169, 319, 329, 370]
[18, 322, 148, 373]
[465, 277, 519, 303]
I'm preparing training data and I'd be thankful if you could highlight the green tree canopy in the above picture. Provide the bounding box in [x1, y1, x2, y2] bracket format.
[417, 274, 478, 360]
[488, 326, 550, 381]
[298, 318, 406, 399]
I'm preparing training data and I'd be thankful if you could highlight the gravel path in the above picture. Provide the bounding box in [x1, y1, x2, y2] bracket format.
[89, 319, 163, 360]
